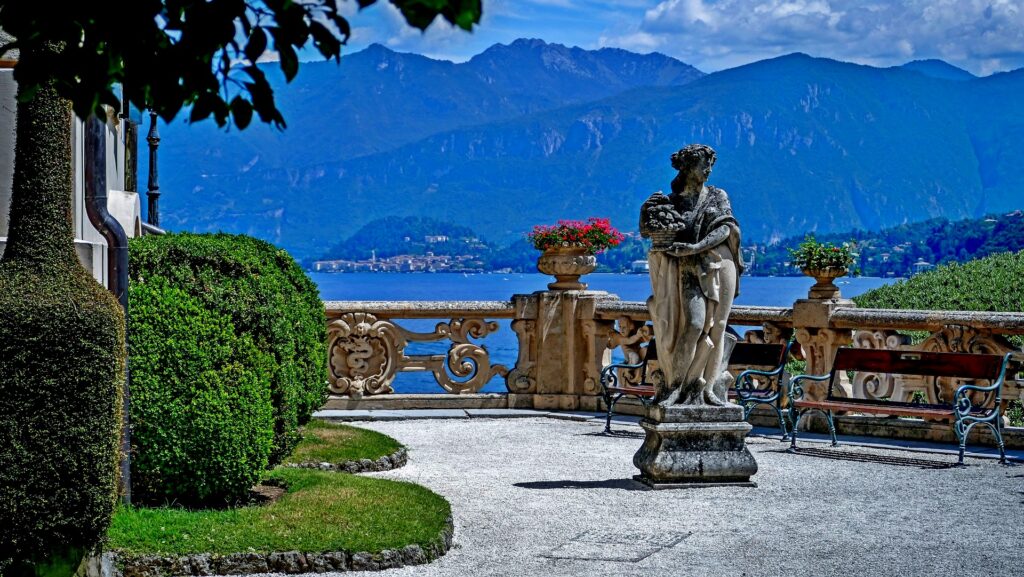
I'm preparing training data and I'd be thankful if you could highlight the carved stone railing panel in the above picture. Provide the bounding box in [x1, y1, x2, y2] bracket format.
[505, 319, 537, 394]
[795, 328, 854, 400]
[850, 325, 1017, 412]
[326, 301, 513, 398]
[581, 317, 616, 396]
[741, 322, 794, 346]
[735, 323, 797, 391]
[849, 330, 913, 401]
[606, 315, 655, 388]
[328, 312, 402, 397]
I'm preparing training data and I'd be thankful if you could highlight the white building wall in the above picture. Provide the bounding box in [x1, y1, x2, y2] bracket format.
[0, 68, 141, 289]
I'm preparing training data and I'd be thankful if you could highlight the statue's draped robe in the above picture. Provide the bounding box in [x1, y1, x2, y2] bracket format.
[646, 186, 743, 399]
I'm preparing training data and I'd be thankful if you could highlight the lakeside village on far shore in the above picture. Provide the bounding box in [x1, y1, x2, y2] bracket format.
[312, 249, 500, 274]
[309, 236, 937, 277]
[308, 211, 1023, 276]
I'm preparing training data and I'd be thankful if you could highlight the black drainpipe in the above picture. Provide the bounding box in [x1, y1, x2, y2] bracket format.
[83, 114, 132, 506]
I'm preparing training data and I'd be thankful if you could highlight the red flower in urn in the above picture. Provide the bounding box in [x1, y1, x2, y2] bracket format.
[527, 217, 625, 255]
[528, 218, 624, 290]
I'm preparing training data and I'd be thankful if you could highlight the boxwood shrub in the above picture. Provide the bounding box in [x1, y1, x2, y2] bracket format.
[0, 76, 124, 573]
[129, 233, 327, 467]
[129, 278, 274, 504]
[853, 250, 1024, 349]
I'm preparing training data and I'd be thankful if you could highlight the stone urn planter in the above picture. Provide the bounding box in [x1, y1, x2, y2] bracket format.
[537, 246, 597, 290]
[803, 267, 847, 300]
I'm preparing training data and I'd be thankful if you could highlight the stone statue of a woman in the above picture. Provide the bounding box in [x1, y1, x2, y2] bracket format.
[639, 144, 744, 407]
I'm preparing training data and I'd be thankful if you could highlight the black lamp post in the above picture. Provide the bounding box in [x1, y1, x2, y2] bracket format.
[146, 110, 160, 227]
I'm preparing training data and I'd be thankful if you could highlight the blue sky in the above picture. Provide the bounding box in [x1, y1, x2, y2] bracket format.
[323, 0, 1024, 75]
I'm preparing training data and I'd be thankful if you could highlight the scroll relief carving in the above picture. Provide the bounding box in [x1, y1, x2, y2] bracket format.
[851, 325, 1017, 410]
[505, 319, 537, 394]
[606, 316, 658, 388]
[850, 330, 913, 401]
[328, 313, 400, 398]
[581, 319, 617, 396]
[329, 313, 508, 398]
[795, 327, 853, 401]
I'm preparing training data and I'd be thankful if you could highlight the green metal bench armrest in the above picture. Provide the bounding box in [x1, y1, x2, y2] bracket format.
[787, 373, 830, 402]
[734, 339, 795, 402]
[953, 351, 1022, 419]
[600, 361, 645, 393]
[735, 366, 786, 401]
[600, 361, 644, 379]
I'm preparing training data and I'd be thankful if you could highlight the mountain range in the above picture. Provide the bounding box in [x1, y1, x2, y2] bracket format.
[150, 40, 1024, 260]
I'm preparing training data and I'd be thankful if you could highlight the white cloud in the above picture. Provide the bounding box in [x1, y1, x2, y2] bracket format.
[256, 50, 280, 64]
[599, 0, 1024, 74]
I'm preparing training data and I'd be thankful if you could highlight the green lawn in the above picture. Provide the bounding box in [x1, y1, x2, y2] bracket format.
[108, 422, 445, 556]
[284, 419, 403, 465]
[108, 468, 449, 556]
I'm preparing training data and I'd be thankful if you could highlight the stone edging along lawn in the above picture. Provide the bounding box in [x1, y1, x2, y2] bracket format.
[82, 516, 454, 577]
[284, 446, 409, 473]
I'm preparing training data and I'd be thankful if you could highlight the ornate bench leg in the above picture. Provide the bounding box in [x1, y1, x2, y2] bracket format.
[788, 409, 801, 452]
[954, 418, 968, 467]
[772, 404, 790, 441]
[826, 410, 838, 447]
[993, 419, 1008, 465]
[605, 393, 627, 434]
[605, 394, 616, 434]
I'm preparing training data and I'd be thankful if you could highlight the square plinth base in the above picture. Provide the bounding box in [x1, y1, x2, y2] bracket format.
[633, 408, 759, 484]
[633, 475, 758, 490]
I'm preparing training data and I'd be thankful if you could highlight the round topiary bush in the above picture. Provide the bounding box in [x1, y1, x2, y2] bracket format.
[129, 278, 274, 505]
[129, 233, 327, 466]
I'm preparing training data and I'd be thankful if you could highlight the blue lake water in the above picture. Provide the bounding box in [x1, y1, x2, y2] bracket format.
[313, 272, 896, 394]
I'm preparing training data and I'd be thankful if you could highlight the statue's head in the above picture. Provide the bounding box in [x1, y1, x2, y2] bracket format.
[670, 144, 717, 179]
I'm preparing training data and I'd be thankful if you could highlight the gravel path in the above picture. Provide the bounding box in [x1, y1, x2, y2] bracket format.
[277, 417, 1024, 577]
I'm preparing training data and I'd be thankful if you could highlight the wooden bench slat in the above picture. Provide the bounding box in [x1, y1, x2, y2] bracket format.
[607, 385, 656, 397]
[792, 399, 962, 418]
[730, 343, 786, 367]
[832, 348, 1004, 379]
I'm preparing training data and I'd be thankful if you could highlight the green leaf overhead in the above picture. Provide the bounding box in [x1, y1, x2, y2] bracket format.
[0, 0, 482, 129]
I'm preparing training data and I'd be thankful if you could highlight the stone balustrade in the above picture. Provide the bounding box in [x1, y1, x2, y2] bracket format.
[324, 289, 1024, 436]
[324, 300, 513, 398]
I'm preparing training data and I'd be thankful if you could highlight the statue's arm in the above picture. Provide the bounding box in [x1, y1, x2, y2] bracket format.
[665, 224, 731, 257]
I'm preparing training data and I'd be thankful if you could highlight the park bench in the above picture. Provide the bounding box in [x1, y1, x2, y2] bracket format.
[599, 337, 794, 435]
[787, 348, 1024, 465]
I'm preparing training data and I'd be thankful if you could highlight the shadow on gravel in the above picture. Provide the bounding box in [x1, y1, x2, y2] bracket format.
[513, 479, 648, 491]
[777, 447, 957, 469]
[582, 430, 644, 440]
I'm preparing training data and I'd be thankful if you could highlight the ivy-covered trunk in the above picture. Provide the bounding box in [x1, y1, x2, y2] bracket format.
[0, 48, 126, 576]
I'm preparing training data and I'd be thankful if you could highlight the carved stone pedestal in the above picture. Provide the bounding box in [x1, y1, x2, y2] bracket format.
[633, 404, 758, 488]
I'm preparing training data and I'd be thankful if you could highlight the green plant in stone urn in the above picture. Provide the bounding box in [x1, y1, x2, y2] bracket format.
[529, 217, 624, 290]
[788, 235, 857, 299]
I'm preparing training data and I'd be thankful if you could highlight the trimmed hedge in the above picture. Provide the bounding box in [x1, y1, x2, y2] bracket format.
[129, 279, 274, 504]
[129, 233, 327, 466]
[0, 264, 126, 572]
[0, 74, 124, 572]
[853, 250, 1024, 349]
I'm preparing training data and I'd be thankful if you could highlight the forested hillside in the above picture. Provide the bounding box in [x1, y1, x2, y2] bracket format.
[748, 210, 1024, 277]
